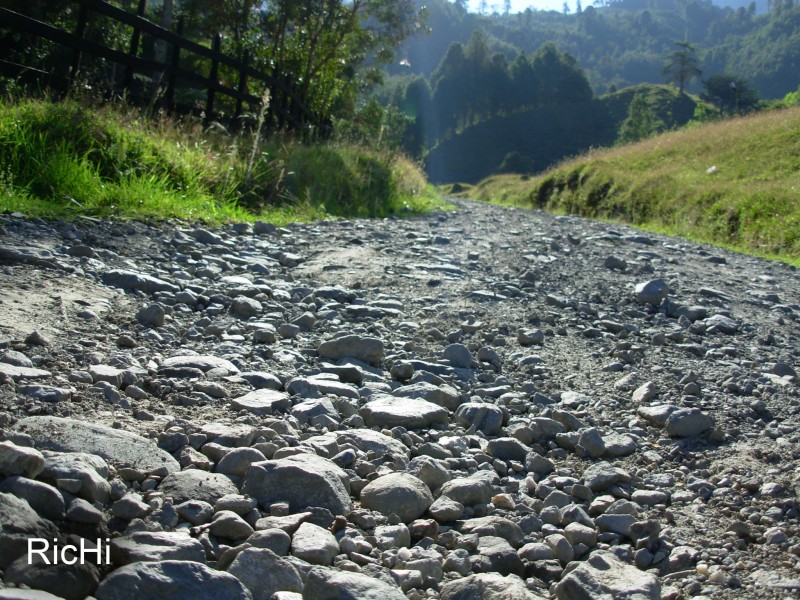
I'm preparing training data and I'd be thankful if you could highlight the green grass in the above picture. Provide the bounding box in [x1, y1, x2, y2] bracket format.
[465, 106, 800, 265]
[0, 97, 447, 225]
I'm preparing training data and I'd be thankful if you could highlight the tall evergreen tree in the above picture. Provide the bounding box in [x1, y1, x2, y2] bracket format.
[662, 41, 702, 94]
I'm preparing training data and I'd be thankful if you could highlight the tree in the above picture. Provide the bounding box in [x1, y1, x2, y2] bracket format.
[258, 0, 427, 121]
[617, 92, 659, 143]
[702, 75, 759, 115]
[662, 41, 702, 95]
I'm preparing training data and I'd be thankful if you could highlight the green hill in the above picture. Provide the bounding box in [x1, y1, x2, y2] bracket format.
[425, 84, 700, 184]
[464, 106, 800, 264]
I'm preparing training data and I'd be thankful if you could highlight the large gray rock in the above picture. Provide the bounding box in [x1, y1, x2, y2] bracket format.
[242, 454, 352, 515]
[110, 531, 206, 565]
[439, 470, 496, 506]
[665, 408, 716, 437]
[335, 430, 409, 465]
[226, 548, 302, 600]
[95, 560, 252, 600]
[159, 470, 239, 505]
[454, 403, 506, 436]
[290, 522, 339, 565]
[102, 269, 179, 294]
[440, 573, 546, 600]
[634, 279, 669, 306]
[230, 390, 291, 416]
[160, 355, 240, 375]
[39, 451, 111, 504]
[0, 440, 44, 478]
[555, 551, 660, 600]
[14, 416, 179, 474]
[317, 335, 384, 366]
[361, 395, 449, 429]
[4, 553, 100, 600]
[475, 536, 524, 576]
[360, 473, 433, 523]
[392, 382, 461, 410]
[0, 492, 61, 569]
[0, 476, 65, 521]
[0, 363, 51, 382]
[302, 567, 407, 600]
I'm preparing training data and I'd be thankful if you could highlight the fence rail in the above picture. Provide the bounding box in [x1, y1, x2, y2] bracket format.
[0, 0, 323, 135]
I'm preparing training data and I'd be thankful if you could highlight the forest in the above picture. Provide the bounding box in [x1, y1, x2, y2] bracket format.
[375, 0, 800, 182]
[3, 0, 800, 183]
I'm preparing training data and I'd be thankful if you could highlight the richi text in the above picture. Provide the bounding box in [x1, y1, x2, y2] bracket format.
[28, 538, 111, 565]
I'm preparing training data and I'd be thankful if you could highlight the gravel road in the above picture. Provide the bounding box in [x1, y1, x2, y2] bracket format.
[0, 199, 798, 600]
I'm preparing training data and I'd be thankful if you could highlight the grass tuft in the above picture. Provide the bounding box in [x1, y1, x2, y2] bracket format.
[0, 97, 447, 224]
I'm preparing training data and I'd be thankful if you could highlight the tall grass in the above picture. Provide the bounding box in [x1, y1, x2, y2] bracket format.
[468, 106, 800, 265]
[0, 97, 445, 224]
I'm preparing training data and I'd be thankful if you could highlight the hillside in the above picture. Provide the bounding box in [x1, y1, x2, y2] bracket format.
[425, 84, 700, 184]
[464, 106, 800, 263]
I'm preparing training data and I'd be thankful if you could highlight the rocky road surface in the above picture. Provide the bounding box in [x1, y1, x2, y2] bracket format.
[0, 199, 798, 600]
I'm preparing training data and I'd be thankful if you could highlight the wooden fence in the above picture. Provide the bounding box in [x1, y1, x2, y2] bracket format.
[0, 0, 325, 135]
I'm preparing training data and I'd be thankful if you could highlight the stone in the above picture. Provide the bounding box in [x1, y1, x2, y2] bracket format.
[360, 473, 433, 523]
[39, 451, 111, 504]
[461, 516, 524, 547]
[631, 381, 657, 403]
[0, 440, 44, 478]
[486, 437, 529, 462]
[0, 476, 64, 521]
[455, 402, 506, 436]
[211, 510, 255, 540]
[231, 390, 291, 416]
[14, 416, 179, 474]
[317, 335, 384, 366]
[475, 536, 525, 576]
[136, 303, 166, 327]
[665, 408, 715, 437]
[231, 296, 262, 319]
[0, 363, 51, 382]
[95, 560, 252, 600]
[102, 270, 179, 294]
[361, 395, 449, 429]
[216, 447, 267, 477]
[634, 279, 669, 306]
[160, 355, 240, 375]
[440, 573, 544, 599]
[226, 548, 302, 600]
[159, 470, 239, 505]
[5, 553, 100, 600]
[242, 454, 352, 515]
[0, 492, 61, 569]
[66, 497, 105, 524]
[111, 531, 206, 564]
[175, 500, 215, 525]
[392, 382, 461, 410]
[111, 493, 152, 520]
[443, 343, 476, 368]
[429, 496, 464, 522]
[291, 522, 339, 565]
[555, 551, 660, 600]
[582, 461, 631, 492]
[303, 567, 407, 600]
[440, 471, 496, 506]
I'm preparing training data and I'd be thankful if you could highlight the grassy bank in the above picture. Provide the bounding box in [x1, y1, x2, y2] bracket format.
[0, 98, 445, 225]
[463, 106, 800, 265]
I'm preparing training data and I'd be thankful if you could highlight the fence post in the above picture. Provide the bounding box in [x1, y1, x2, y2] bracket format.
[204, 32, 221, 125]
[123, 0, 147, 97]
[164, 15, 184, 113]
[234, 49, 249, 128]
[68, 1, 91, 94]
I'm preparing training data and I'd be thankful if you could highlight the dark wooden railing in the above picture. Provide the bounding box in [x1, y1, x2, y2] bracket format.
[0, 0, 324, 135]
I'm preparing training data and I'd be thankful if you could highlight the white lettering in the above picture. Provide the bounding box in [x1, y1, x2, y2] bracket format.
[80, 537, 102, 565]
[27, 538, 50, 565]
[61, 544, 78, 565]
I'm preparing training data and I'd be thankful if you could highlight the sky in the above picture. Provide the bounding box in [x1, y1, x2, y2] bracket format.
[465, 0, 569, 14]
